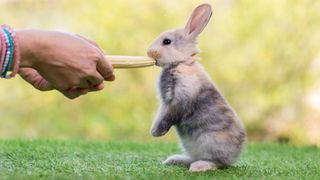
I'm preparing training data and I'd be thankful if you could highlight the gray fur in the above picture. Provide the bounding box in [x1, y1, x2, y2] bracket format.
[152, 62, 246, 168]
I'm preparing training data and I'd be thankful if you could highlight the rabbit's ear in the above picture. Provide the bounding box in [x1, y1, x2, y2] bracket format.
[184, 4, 212, 40]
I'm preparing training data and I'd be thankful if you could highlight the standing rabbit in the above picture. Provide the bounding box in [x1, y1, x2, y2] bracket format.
[147, 4, 246, 172]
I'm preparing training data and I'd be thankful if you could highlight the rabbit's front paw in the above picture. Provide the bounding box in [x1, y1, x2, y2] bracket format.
[150, 127, 168, 137]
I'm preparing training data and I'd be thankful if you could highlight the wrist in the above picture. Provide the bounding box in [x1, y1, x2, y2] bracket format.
[16, 30, 38, 68]
[0, 25, 19, 78]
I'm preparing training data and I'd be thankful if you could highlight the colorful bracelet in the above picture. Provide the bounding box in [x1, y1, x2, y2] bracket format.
[0, 29, 7, 73]
[0, 24, 21, 79]
[1, 28, 14, 78]
[0, 28, 11, 77]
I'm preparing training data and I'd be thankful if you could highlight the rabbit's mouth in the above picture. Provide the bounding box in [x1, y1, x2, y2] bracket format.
[147, 50, 161, 63]
[155, 59, 166, 67]
[155, 59, 160, 66]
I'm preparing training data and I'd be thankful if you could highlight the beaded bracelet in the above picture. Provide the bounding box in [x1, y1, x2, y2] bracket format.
[1, 28, 14, 78]
[0, 25, 20, 79]
[0, 29, 7, 74]
[0, 28, 11, 77]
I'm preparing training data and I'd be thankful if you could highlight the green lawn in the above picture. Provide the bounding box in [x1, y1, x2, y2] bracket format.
[0, 140, 319, 179]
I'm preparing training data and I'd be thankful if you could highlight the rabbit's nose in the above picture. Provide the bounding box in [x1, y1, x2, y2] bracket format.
[147, 50, 161, 60]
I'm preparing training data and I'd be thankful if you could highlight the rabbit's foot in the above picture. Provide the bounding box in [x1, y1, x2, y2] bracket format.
[189, 160, 217, 172]
[163, 154, 192, 166]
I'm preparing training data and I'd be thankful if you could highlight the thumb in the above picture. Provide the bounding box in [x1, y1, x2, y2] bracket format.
[19, 68, 54, 91]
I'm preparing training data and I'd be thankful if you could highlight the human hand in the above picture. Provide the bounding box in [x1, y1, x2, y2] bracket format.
[16, 30, 115, 99]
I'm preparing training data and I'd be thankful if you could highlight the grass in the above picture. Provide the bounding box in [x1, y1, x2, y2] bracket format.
[0, 140, 319, 179]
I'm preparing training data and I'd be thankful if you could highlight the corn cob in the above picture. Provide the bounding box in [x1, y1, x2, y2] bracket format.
[106, 55, 156, 69]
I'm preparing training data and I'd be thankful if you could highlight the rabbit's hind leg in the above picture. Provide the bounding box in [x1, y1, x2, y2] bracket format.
[189, 160, 217, 172]
[163, 154, 192, 166]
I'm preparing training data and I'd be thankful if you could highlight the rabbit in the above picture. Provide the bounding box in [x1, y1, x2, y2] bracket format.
[147, 4, 246, 172]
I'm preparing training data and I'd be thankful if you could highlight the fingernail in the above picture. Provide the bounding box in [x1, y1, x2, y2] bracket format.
[106, 74, 115, 81]
[95, 83, 104, 90]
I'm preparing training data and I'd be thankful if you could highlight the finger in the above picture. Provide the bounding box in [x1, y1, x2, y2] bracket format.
[77, 79, 91, 89]
[88, 82, 104, 92]
[75, 34, 115, 81]
[86, 70, 104, 87]
[75, 69, 104, 89]
[18, 68, 54, 91]
[61, 91, 81, 99]
[60, 88, 87, 99]
[105, 74, 115, 81]
[77, 88, 89, 95]
[93, 82, 104, 91]
[97, 56, 115, 81]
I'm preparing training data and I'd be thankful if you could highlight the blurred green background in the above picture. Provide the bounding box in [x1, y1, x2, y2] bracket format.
[0, 0, 320, 145]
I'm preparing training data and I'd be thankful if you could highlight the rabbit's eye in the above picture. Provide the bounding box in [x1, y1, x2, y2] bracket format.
[162, 38, 172, 45]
